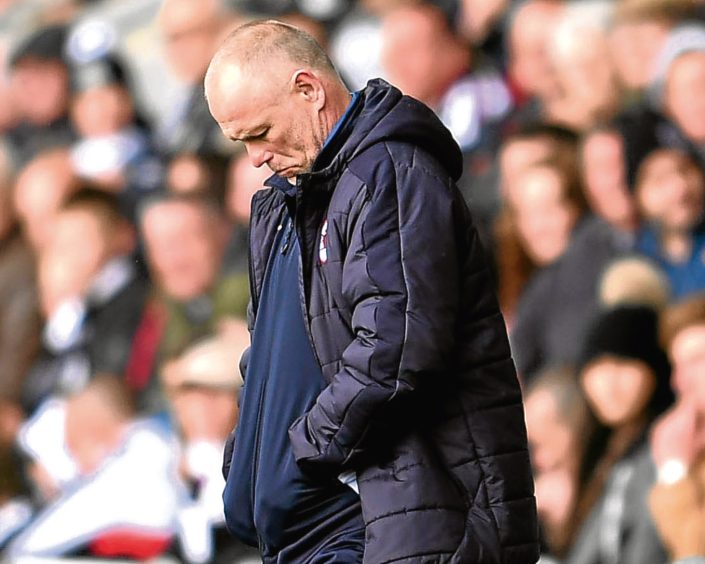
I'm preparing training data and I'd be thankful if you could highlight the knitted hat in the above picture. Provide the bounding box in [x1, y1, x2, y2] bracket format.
[579, 305, 673, 414]
[649, 22, 705, 109]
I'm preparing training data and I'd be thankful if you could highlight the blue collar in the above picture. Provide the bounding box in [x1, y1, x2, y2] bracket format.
[267, 91, 360, 197]
[323, 91, 360, 150]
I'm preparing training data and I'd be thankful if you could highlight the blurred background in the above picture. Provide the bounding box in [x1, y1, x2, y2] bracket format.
[1, 0, 705, 562]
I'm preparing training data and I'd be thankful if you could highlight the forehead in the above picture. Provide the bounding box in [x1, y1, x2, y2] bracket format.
[207, 63, 280, 132]
[641, 151, 690, 179]
[144, 201, 208, 233]
[670, 51, 705, 79]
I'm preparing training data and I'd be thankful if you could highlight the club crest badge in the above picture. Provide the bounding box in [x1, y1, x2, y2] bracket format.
[319, 219, 329, 264]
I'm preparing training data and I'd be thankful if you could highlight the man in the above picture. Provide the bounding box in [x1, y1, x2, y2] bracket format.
[158, 0, 241, 157]
[7, 25, 76, 166]
[205, 21, 538, 563]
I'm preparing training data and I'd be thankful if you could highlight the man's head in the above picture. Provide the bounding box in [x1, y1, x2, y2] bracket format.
[37, 189, 133, 316]
[9, 25, 70, 126]
[159, 0, 236, 84]
[140, 194, 228, 301]
[499, 123, 578, 198]
[579, 127, 637, 232]
[635, 148, 705, 234]
[204, 20, 351, 178]
[69, 56, 134, 137]
[65, 375, 135, 475]
[507, 0, 563, 101]
[380, 3, 470, 108]
[609, 0, 688, 91]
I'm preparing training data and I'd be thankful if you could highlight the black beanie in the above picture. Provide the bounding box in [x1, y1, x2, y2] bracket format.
[9, 25, 68, 68]
[579, 305, 673, 415]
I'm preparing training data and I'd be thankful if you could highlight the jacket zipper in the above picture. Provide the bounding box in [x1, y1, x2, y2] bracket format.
[248, 216, 294, 553]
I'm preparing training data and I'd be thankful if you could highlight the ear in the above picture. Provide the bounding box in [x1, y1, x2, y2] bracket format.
[291, 69, 326, 111]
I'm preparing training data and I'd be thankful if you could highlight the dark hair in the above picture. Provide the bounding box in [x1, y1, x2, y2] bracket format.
[137, 191, 225, 229]
[61, 186, 127, 228]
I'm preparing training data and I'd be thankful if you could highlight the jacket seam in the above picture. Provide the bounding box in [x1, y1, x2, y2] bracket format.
[366, 505, 466, 526]
[383, 141, 410, 403]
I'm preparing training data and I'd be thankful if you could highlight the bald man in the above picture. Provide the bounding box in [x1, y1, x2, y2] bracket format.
[206, 21, 539, 564]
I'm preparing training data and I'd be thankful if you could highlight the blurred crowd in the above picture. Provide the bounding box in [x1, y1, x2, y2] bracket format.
[1, 0, 705, 562]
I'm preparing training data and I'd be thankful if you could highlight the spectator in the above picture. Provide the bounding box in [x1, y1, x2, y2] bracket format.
[651, 24, 705, 163]
[6, 24, 75, 166]
[161, 327, 259, 563]
[21, 188, 148, 414]
[499, 123, 578, 202]
[649, 292, 705, 562]
[505, 0, 564, 124]
[579, 125, 639, 243]
[165, 152, 228, 200]
[8, 375, 184, 560]
[12, 147, 78, 252]
[548, 1, 622, 132]
[566, 305, 671, 564]
[66, 22, 163, 220]
[157, 0, 241, 157]
[525, 367, 600, 559]
[609, 0, 696, 102]
[495, 125, 579, 309]
[456, 0, 509, 59]
[137, 194, 249, 410]
[381, 2, 512, 154]
[634, 148, 705, 300]
[506, 159, 622, 380]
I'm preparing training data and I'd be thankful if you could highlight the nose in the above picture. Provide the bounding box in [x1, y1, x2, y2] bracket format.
[247, 145, 273, 169]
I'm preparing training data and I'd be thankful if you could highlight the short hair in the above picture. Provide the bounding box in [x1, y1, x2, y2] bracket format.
[660, 292, 705, 349]
[613, 0, 697, 26]
[505, 122, 579, 146]
[635, 147, 704, 193]
[61, 186, 126, 228]
[214, 19, 338, 77]
[75, 373, 136, 422]
[137, 191, 224, 229]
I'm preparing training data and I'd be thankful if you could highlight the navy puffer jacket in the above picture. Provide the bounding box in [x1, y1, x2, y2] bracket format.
[243, 79, 538, 564]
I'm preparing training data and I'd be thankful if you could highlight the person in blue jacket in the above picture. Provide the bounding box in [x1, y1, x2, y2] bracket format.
[205, 20, 539, 564]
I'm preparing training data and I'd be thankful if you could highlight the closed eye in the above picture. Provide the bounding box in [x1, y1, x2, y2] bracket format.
[237, 128, 269, 143]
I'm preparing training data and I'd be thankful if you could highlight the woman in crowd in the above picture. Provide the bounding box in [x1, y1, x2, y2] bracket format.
[566, 304, 672, 564]
[505, 157, 622, 381]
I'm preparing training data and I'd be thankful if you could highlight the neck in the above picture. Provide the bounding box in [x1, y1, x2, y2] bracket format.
[661, 228, 692, 263]
[321, 86, 353, 140]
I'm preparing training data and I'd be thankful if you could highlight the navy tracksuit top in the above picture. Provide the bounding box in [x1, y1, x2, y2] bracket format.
[222, 178, 363, 560]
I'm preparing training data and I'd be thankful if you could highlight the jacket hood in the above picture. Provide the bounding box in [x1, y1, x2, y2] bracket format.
[311, 79, 464, 182]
